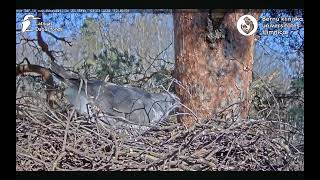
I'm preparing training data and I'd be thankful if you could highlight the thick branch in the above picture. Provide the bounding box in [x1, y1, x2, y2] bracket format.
[16, 63, 54, 86]
[16, 62, 56, 107]
[36, 12, 55, 62]
[44, 31, 72, 46]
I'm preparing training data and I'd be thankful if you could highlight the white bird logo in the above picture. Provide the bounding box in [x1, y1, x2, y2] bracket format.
[21, 15, 40, 32]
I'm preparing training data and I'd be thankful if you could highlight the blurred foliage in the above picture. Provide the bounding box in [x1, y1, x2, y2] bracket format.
[250, 71, 304, 147]
[93, 47, 173, 91]
[290, 75, 304, 94]
[95, 47, 138, 84]
[71, 15, 175, 92]
[287, 74, 304, 127]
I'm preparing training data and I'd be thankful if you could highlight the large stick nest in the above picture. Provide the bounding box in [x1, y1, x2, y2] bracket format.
[16, 95, 304, 171]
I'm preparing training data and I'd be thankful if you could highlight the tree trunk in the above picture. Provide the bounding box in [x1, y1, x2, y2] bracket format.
[173, 10, 261, 127]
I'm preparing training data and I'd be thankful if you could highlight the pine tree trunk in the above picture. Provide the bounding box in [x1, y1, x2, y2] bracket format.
[173, 10, 260, 127]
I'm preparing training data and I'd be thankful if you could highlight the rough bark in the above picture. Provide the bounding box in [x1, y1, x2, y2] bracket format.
[173, 10, 261, 127]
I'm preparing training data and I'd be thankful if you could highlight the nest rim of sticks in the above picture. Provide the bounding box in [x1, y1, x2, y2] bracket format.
[16, 96, 304, 171]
